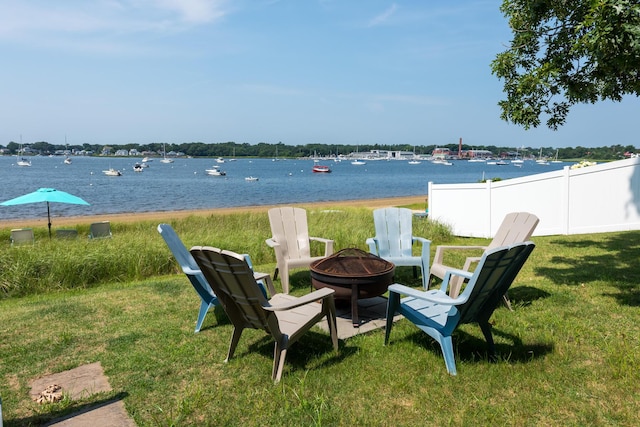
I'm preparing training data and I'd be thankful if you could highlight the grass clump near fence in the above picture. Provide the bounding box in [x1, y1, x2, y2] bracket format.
[1, 206, 639, 425]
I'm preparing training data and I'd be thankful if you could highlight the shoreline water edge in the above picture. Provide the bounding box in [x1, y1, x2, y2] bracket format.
[0, 195, 427, 229]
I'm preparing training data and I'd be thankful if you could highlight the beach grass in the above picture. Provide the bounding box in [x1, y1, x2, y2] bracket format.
[1, 205, 639, 426]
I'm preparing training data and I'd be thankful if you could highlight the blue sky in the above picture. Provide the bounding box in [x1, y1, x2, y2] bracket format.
[0, 0, 637, 149]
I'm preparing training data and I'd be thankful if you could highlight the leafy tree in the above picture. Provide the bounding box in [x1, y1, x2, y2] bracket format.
[491, 0, 640, 129]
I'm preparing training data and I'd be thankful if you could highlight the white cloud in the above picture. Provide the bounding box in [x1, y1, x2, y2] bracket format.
[367, 3, 398, 27]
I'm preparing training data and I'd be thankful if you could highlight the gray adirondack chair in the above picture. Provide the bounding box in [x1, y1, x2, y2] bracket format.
[366, 207, 431, 289]
[266, 207, 334, 293]
[385, 241, 535, 375]
[157, 223, 275, 333]
[429, 212, 539, 299]
[190, 245, 338, 383]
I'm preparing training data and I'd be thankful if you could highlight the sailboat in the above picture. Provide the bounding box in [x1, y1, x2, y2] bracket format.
[160, 143, 174, 163]
[551, 149, 562, 163]
[15, 135, 31, 166]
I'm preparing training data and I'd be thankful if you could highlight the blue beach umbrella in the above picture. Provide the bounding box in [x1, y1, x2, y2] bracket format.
[1, 188, 90, 238]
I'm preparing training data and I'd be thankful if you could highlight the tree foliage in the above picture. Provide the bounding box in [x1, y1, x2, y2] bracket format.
[491, 0, 640, 129]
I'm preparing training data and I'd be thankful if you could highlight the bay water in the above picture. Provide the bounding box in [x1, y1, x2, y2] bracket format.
[0, 156, 567, 220]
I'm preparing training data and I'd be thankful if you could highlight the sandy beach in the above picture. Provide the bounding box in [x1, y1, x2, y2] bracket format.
[0, 195, 427, 229]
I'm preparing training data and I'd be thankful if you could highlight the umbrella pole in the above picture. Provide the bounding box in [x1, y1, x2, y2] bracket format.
[47, 201, 52, 239]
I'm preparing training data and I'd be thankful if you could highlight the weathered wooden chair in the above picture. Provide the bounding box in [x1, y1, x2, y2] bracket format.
[89, 221, 113, 239]
[10, 228, 34, 246]
[386, 241, 535, 375]
[266, 207, 334, 293]
[191, 246, 338, 382]
[366, 207, 431, 289]
[429, 212, 539, 300]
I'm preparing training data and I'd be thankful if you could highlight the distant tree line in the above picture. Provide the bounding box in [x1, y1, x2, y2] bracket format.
[1, 140, 638, 161]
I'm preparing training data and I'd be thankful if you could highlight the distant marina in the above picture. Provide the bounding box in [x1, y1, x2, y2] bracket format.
[0, 155, 568, 221]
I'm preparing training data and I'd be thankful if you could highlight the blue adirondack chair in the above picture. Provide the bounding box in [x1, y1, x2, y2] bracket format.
[385, 241, 535, 375]
[366, 207, 431, 289]
[157, 224, 275, 333]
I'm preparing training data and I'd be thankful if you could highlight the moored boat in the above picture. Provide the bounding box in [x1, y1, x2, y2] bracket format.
[103, 168, 122, 176]
[312, 165, 332, 173]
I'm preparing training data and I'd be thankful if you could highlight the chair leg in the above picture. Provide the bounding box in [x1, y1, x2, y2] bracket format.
[225, 327, 244, 362]
[479, 321, 497, 359]
[273, 267, 279, 281]
[195, 301, 212, 333]
[324, 298, 339, 351]
[273, 337, 289, 383]
[502, 292, 513, 311]
[384, 292, 400, 345]
[438, 335, 457, 375]
[280, 268, 290, 294]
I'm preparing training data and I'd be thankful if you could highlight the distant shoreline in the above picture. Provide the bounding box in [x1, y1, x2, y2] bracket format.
[0, 195, 426, 229]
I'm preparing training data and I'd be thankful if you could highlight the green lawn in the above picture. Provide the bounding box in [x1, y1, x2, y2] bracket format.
[1, 208, 639, 426]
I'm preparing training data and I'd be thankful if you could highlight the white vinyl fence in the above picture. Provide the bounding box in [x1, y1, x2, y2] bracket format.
[428, 157, 640, 237]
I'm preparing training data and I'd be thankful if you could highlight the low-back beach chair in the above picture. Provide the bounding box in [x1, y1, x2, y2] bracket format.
[190, 245, 338, 382]
[366, 207, 431, 289]
[266, 207, 334, 293]
[89, 221, 112, 239]
[386, 241, 535, 375]
[10, 228, 34, 246]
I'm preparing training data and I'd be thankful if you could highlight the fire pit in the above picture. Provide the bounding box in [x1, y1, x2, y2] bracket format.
[310, 248, 395, 327]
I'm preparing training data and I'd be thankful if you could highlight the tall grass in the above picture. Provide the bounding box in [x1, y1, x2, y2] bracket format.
[0, 206, 450, 298]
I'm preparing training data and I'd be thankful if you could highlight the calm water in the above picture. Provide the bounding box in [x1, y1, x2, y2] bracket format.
[0, 155, 568, 220]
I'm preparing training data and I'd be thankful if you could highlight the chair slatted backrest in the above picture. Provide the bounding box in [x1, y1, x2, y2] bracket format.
[157, 224, 215, 304]
[487, 212, 539, 249]
[457, 242, 535, 326]
[373, 208, 414, 257]
[191, 246, 279, 334]
[268, 207, 312, 261]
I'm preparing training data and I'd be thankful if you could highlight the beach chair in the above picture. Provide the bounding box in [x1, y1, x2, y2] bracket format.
[10, 228, 34, 246]
[190, 245, 338, 382]
[366, 207, 431, 289]
[266, 207, 334, 293]
[429, 212, 539, 300]
[89, 221, 112, 239]
[385, 241, 535, 375]
[157, 224, 275, 333]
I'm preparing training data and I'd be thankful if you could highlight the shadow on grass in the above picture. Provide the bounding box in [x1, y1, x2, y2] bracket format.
[508, 285, 551, 307]
[5, 391, 129, 427]
[396, 328, 553, 370]
[232, 330, 359, 378]
[534, 231, 640, 307]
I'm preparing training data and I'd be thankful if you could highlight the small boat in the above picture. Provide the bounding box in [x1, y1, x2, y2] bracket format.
[17, 157, 31, 167]
[142, 157, 152, 162]
[432, 159, 452, 166]
[312, 165, 332, 173]
[64, 157, 72, 165]
[245, 176, 259, 181]
[160, 143, 174, 163]
[216, 157, 225, 163]
[206, 168, 226, 176]
[408, 160, 421, 165]
[351, 160, 366, 165]
[103, 168, 122, 176]
[133, 163, 144, 172]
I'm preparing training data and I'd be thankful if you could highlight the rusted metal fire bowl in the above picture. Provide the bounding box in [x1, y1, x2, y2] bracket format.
[310, 248, 395, 326]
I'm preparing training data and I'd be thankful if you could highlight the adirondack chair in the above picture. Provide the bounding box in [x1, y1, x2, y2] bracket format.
[385, 241, 535, 375]
[10, 228, 34, 246]
[266, 207, 334, 293]
[157, 223, 275, 333]
[190, 245, 339, 383]
[429, 212, 539, 299]
[366, 207, 431, 289]
[89, 221, 112, 239]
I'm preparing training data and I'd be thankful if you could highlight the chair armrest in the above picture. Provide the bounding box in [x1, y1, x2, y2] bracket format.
[365, 237, 378, 254]
[265, 238, 279, 249]
[412, 236, 431, 259]
[309, 237, 334, 256]
[388, 284, 462, 306]
[183, 266, 202, 276]
[438, 268, 473, 292]
[263, 287, 335, 311]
